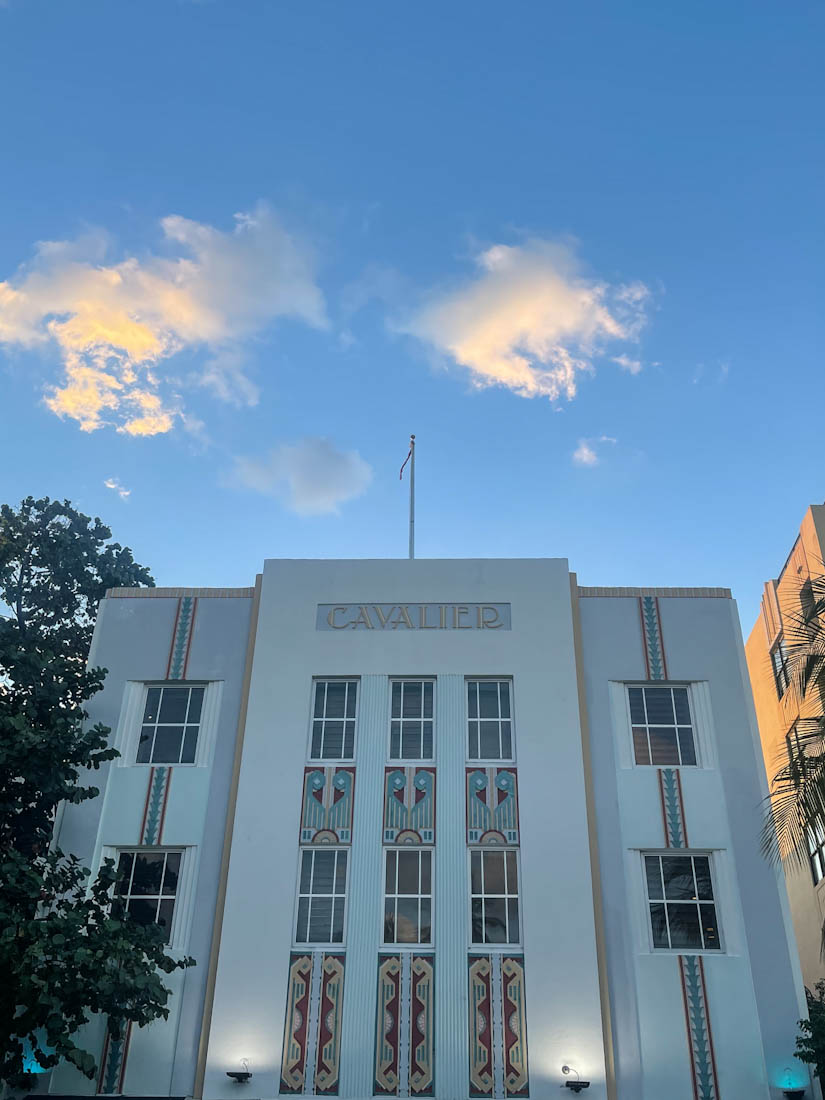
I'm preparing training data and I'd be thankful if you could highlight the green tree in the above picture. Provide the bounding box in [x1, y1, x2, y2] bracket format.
[796, 981, 825, 1080]
[0, 497, 193, 1088]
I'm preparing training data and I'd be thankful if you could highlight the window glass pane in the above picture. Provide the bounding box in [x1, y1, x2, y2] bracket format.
[314, 682, 326, 718]
[311, 722, 323, 757]
[677, 728, 696, 766]
[137, 728, 153, 763]
[152, 725, 183, 763]
[403, 682, 422, 717]
[423, 682, 433, 717]
[500, 722, 512, 760]
[422, 727, 433, 758]
[163, 853, 181, 895]
[308, 897, 332, 942]
[661, 857, 695, 900]
[384, 898, 396, 942]
[468, 682, 478, 719]
[633, 729, 651, 765]
[693, 857, 713, 900]
[296, 897, 309, 942]
[325, 683, 347, 718]
[645, 688, 674, 724]
[421, 851, 432, 894]
[667, 904, 702, 949]
[116, 852, 134, 893]
[401, 723, 422, 758]
[128, 897, 157, 926]
[499, 682, 511, 719]
[312, 849, 335, 893]
[391, 681, 402, 718]
[385, 850, 397, 893]
[143, 688, 161, 723]
[397, 851, 419, 894]
[700, 903, 720, 949]
[479, 721, 500, 758]
[649, 728, 679, 766]
[471, 851, 482, 894]
[187, 687, 204, 724]
[343, 722, 355, 757]
[483, 851, 505, 894]
[649, 903, 669, 948]
[299, 852, 313, 894]
[468, 721, 479, 759]
[507, 898, 519, 942]
[390, 721, 401, 758]
[159, 688, 189, 724]
[505, 850, 518, 892]
[345, 683, 357, 719]
[396, 897, 420, 942]
[479, 682, 500, 718]
[181, 726, 199, 763]
[335, 851, 348, 893]
[628, 687, 645, 724]
[673, 688, 691, 725]
[420, 898, 432, 943]
[157, 899, 175, 941]
[645, 856, 663, 900]
[322, 722, 344, 758]
[484, 898, 507, 942]
[332, 898, 345, 942]
[132, 853, 164, 895]
[471, 898, 484, 942]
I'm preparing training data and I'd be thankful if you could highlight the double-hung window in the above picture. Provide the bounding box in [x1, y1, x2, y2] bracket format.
[390, 680, 434, 760]
[311, 680, 357, 760]
[295, 849, 348, 944]
[629, 685, 696, 766]
[137, 684, 205, 764]
[644, 853, 720, 951]
[383, 849, 432, 944]
[467, 680, 513, 760]
[113, 850, 182, 943]
[470, 849, 520, 944]
[771, 639, 791, 700]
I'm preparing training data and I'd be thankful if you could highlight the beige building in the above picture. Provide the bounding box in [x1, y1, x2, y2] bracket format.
[746, 503, 825, 991]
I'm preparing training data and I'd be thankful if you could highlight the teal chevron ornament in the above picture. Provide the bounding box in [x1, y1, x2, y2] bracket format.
[659, 768, 686, 848]
[640, 595, 667, 680]
[679, 956, 719, 1100]
[168, 596, 196, 679]
[141, 766, 171, 844]
[97, 1021, 131, 1095]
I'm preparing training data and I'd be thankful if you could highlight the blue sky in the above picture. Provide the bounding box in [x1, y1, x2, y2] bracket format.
[1, 1, 822, 628]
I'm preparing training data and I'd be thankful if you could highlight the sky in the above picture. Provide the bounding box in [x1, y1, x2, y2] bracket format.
[0, 1, 823, 629]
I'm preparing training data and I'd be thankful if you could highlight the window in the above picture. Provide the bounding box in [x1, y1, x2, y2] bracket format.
[470, 849, 519, 944]
[113, 850, 181, 943]
[800, 579, 816, 624]
[390, 680, 434, 759]
[137, 684, 205, 764]
[384, 849, 432, 944]
[296, 849, 348, 943]
[771, 639, 791, 700]
[467, 680, 513, 760]
[644, 854, 720, 951]
[311, 680, 357, 759]
[810, 825, 825, 885]
[629, 685, 696, 766]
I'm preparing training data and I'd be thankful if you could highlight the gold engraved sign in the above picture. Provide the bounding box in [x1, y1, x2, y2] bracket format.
[316, 603, 511, 631]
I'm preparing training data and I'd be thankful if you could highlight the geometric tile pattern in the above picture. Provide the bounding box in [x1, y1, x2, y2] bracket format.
[468, 954, 529, 1098]
[300, 767, 355, 844]
[383, 768, 436, 844]
[409, 954, 435, 1096]
[96, 1020, 132, 1094]
[315, 954, 345, 1095]
[166, 595, 197, 680]
[139, 765, 172, 845]
[678, 955, 720, 1100]
[501, 956, 528, 1097]
[658, 767, 688, 849]
[466, 768, 519, 845]
[374, 954, 435, 1097]
[468, 956, 494, 1097]
[280, 953, 313, 1094]
[374, 955, 402, 1095]
[639, 595, 668, 681]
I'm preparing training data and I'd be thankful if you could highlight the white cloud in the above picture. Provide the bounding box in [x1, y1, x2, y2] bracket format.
[229, 437, 373, 515]
[572, 435, 617, 467]
[0, 204, 326, 435]
[400, 240, 650, 401]
[103, 476, 131, 499]
[612, 353, 643, 375]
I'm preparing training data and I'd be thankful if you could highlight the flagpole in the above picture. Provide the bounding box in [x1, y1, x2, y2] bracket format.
[408, 434, 415, 560]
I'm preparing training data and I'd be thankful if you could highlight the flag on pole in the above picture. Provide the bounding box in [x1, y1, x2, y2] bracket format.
[400, 445, 412, 480]
[401, 434, 415, 558]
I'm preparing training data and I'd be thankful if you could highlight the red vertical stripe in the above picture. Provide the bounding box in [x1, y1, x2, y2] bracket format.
[165, 598, 183, 679]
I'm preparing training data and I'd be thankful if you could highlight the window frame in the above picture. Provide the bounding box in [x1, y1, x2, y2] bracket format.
[293, 846, 350, 948]
[382, 847, 434, 947]
[468, 847, 522, 948]
[625, 683, 699, 768]
[105, 845, 195, 953]
[308, 679, 359, 762]
[641, 850, 723, 954]
[465, 678, 516, 763]
[135, 683, 207, 766]
[388, 678, 436, 762]
[112, 681, 222, 769]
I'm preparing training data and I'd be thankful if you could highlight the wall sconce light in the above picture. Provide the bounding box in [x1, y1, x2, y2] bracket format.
[781, 1064, 806, 1098]
[561, 1065, 590, 1093]
[226, 1058, 252, 1084]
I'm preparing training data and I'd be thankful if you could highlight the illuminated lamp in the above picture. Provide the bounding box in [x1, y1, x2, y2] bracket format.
[226, 1058, 252, 1083]
[561, 1065, 590, 1093]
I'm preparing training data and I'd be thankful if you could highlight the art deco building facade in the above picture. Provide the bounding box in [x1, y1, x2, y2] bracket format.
[746, 503, 825, 992]
[48, 558, 808, 1100]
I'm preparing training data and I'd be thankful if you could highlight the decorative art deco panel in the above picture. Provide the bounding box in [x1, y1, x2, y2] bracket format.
[466, 768, 519, 845]
[639, 594, 668, 681]
[409, 955, 435, 1096]
[679, 955, 719, 1100]
[315, 954, 346, 1095]
[280, 953, 313, 1094]
[658, 767, 688, 848]
[139, 766, 172, 845]
[374, 955, 402, 1095]
[96, 1021, 132, 1095]
[469, 956, 494, 1097]
[501, 956, 529, 1098]
[300, 767, 355, 844]
[384, 768, 436, 844]
[469, 955, 529, 1099]
[166, 595, 197, 680]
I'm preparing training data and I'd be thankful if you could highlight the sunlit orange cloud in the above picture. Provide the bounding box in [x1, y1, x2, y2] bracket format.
[400, 240, 650, 401]
[0, 205, 327, 435]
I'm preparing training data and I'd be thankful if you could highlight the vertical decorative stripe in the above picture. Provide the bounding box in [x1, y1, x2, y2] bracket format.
[639, 595, 668, 681]
[97, 1020, 132, 1094]
[501, 957, 528, 1097]
[139, 766, 172, 845]
[280, 953, 313, 1094]
[466, 768, 519, 845]
[384, 767, 436, 844]
[410, 955, 435, 1096]
[166, 595, 197, 680]
[658, 768, 688, 848]
[315, 954, 346, 1095]
[468, 956, 494, 1097]
[300, 767, 356, 844]
[679, 956, 720, 1100]
[375, 955, 402, 1095]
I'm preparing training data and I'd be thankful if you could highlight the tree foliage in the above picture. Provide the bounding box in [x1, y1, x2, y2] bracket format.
[796, 981, 825, 1080]
[0, 497, 193, 1088]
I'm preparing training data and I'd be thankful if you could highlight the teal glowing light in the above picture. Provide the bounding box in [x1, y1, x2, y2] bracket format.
[21, 1033, 54, 1074]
